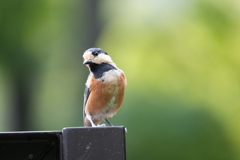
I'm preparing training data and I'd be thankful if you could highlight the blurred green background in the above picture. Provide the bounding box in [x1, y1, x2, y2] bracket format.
[1, 0, 240, 159]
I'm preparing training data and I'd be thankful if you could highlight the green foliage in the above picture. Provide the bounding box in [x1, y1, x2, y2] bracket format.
[98, 0, 240, 159]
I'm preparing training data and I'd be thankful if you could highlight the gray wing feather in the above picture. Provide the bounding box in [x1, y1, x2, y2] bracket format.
[83, 85, 90, 109]
[83, 74, 91, 126]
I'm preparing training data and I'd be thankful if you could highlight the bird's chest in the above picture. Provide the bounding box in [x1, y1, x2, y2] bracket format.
[85, 69, 125, 119]
[87, 70, 121, 99]
[100, 72, 120, 99]
[99, 70, 121, 108]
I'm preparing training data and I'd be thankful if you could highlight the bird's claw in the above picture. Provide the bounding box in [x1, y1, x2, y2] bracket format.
[97, 123, 106, 127]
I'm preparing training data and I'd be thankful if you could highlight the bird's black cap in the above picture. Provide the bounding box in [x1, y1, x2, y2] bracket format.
[86, 48, 108, 57]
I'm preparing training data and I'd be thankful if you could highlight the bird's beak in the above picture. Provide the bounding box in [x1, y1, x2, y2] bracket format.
[83, 59, 92, 64]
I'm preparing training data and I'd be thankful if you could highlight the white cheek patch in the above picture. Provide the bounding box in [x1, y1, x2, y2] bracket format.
[83, 52, 94, 61]
[94, 54, 114, 64]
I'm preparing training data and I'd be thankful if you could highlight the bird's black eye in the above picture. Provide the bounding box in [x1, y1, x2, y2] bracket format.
[92, 51, 99, 56]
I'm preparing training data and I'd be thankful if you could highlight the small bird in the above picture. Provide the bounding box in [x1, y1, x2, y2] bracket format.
[82, 48, 127, 127]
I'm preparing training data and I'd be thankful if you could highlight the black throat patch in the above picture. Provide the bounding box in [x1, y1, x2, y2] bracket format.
[88, 63, 117, 79]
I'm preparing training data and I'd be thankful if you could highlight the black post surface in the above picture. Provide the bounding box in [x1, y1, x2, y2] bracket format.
[62, 127, 126, 160]
[0, 131, 61, 160]
[0, 127, 126, 160]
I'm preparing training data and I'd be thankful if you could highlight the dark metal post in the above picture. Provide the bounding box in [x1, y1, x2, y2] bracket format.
[0, 127, 126, 160]
[0, 131, 62, 160]
[62, 127, 126, 160]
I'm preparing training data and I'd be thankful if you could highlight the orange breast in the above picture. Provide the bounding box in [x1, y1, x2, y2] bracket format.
[85, 73, 126, 119]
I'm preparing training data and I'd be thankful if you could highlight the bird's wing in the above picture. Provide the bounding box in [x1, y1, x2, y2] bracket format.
[83, 85, 90, 110]
[83, 75, 91, 125]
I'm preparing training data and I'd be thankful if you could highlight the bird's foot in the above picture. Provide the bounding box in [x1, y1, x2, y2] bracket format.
[97, 123, 106, 127]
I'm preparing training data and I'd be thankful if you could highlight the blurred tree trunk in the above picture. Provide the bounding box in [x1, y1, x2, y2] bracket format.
[81, 0, 103, 47]
[11, 74, 31, 130]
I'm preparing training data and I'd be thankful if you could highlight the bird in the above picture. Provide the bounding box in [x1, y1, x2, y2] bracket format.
[82, 48, 127, 127]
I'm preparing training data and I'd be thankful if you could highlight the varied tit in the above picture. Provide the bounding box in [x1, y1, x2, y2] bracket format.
[83, 48, 127, 127]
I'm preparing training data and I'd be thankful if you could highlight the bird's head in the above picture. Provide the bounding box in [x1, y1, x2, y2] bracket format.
[83, 48, 114, 65]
